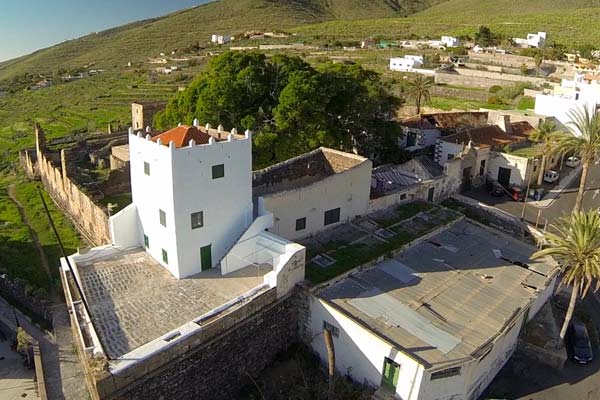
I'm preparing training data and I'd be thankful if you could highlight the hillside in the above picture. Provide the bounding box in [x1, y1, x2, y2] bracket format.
[291, 0, 600, 47]
[0, 0, 437, 82]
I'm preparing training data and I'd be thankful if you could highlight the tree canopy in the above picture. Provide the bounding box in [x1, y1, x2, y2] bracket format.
[154, 52, 400, 168]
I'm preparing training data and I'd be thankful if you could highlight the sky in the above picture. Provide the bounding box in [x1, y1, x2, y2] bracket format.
[0, 0, 210, 62]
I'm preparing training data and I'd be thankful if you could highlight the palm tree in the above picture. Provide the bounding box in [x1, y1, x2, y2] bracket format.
[406, 75, 433, 115]
[532, 211, 600, 339]
[556, 107, 600, 212]
[530, 120, 562, 186]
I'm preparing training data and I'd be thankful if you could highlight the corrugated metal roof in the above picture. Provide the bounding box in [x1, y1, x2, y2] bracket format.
[318, 220, 558, 369]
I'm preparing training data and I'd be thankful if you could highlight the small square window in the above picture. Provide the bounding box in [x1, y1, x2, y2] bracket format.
[162, 249, 168, 264]
[324, 208, 341, 226]
[447, 153, 455, 160]
[400, 193, 407, 200]
[323, 321, 339, 337]
[296, 217, 306, 231]
[212, 164, 225, 179]
[143, 234, 149, 248]
[144, 161, 150, 176]
[159, 209, 166, 227]
[191, 211, 204, 229]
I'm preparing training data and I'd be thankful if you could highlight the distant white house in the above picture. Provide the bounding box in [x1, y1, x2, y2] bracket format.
[441, 36, 460, 48]
[390, 55, 434, 75]
[211, 34, 231, 45]
[513, 32, 547, 48]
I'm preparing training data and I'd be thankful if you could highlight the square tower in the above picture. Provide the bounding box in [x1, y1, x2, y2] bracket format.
[121, 123, 253, 278]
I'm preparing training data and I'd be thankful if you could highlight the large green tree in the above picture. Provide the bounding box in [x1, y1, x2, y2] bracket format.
[556, 108, 600, 212]
[529, 120, 563, 186]
[532, 211, 600, 339]
[154, 51, 398, 168]
[405, 75, 433, 115]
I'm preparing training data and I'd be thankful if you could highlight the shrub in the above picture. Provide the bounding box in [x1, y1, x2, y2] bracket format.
[489, 85, 502, 93]
[488, 95, 505, 105]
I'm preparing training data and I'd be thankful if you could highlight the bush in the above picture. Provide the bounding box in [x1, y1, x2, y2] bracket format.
[489, 85, 502, 93]
[488, 95, 505, 105]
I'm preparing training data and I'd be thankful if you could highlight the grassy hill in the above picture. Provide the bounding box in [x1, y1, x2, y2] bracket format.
[291, 0, 600, 47]
[0, 0, 438, 82]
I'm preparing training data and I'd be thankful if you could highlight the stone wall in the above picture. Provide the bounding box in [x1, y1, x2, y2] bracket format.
[430, 85, 489, 102]
[467, 51, 536, 68]
[107, 291, 300, 400]
[435, 68, 549, 89]
[26, 126, 111, 245]
[0, 274, 52, 323]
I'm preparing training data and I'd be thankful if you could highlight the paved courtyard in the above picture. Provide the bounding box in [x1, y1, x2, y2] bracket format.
[78, 248, 271, 358]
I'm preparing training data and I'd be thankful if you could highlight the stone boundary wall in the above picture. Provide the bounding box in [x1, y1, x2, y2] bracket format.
[430, 85, 489, 102]
[20, 127, 111, 245]
[467, 51, 536, 68]
[435, 68, 549, 89]
[106, 291, 301, 400]
[0, 274, 52, 323]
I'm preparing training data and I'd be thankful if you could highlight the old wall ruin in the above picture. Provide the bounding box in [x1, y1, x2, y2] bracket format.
[20, 126, 132, 245]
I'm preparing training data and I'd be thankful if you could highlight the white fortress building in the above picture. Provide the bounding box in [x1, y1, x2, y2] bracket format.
[513, 32, 546, 48]
[59, 120, 305, 395]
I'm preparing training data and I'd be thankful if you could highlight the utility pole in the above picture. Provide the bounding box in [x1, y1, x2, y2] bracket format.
[521, 158, 534, 221]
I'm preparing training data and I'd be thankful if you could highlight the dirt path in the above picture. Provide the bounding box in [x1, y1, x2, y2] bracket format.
[7, 184, 54, 293]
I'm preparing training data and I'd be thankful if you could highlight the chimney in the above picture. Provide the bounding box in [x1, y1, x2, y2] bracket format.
[496, 114, 512, 134]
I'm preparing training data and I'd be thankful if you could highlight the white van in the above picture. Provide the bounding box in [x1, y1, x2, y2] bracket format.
[543, 170, 560, 183]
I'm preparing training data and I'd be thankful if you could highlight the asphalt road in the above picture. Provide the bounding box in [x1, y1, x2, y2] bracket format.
[465, 162, 600, 228]
[483, 293, 600, 400]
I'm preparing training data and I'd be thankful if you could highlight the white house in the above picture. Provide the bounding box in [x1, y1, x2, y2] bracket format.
[389, 55, 424, 72]
[211, 34, 231, 45]
[441, 36, 460, 48]
[253, 148, 372, 241]
[535, 72, 600, 135]
[307, 219, 558, 400]
[513, 32, 547, 48]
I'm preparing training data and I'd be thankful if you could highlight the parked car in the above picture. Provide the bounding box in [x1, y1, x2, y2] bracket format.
[543, 170, 560, 184]
[508, 186, 525, 201]
[490, 182, 505, 197]
[566, 156, 581, 168]
[565, 321, 593, 364]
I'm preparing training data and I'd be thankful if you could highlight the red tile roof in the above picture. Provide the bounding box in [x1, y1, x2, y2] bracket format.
[151, 125, 212, 148]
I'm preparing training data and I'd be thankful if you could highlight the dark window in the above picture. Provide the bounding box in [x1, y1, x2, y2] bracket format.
[162, 249, 168, 264]
[400, 193, 407, 200]
[296, 217, 306, 231]
[159, 209, 166, 227]
[144, 234, 149, 248]
[431, 367, 461, 380]
[191, 211, 204, 229]
[323, 321, 339, 337]
[447, 153, 455, 160]
[479, 159, 486, 176]
[212, 164, 225, 179]
[324, 208, 341, 226]
[144, 161, 150, 176]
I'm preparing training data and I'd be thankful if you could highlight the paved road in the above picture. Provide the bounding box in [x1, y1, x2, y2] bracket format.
[465, 162, 600, 228]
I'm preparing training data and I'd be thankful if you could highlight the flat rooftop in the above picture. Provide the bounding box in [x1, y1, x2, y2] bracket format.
[318, 219, 557, 368]
[76, 248, 271, 358]
[253, 147, 368, 196]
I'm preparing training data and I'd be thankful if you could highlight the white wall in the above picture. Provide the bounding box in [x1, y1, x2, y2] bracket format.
[435, 140, 463, 167]
[534, 93, 597, 136]
[109, 203, 141, 249]
[260, 160, 372, 241]
[307, 297, 425, 400]
[487, 152, 529, 187]
[128, 132, 253, 278]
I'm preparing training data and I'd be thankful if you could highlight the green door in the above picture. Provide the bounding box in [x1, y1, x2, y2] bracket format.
[381, 358, 400, 392]
[200, 245, 212, 271]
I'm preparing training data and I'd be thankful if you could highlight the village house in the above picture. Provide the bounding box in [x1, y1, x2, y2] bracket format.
[211, 34, 231, 45]
[253, 148, 372, 241]
[513, 32, 547, 48]
[389, 55, 426, 73]
[433, 115, 559, 190]
[306, 218, 558, 400]
[399, 112, 489, 151]
[535, 72, 600, 135]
